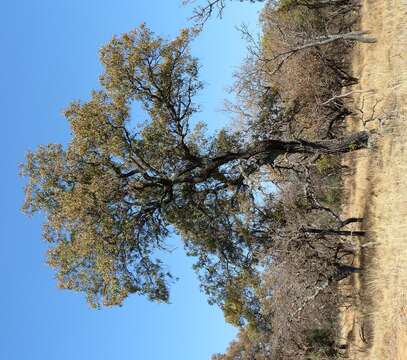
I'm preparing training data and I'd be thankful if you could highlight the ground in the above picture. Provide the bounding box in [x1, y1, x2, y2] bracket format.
[340, 0, 407, 358]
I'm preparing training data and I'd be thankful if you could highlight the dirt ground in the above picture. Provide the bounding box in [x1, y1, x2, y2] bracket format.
[340, 0, 407, 358]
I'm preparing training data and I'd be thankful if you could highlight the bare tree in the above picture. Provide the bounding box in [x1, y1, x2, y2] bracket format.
[183, 0, 265, 25]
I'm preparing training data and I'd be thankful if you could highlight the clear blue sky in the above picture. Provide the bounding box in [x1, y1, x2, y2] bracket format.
[0, 1, 262, 359]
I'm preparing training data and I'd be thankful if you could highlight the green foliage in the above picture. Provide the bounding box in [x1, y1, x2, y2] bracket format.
[305, 328, 338, 359]
[323, 186, 342, 207]
[212, 326, 272, 360]
[315, 155, 343, 209]
[277, 0, 298, 9]
[21, 24, 203, 307]
[222, 270, 262, 327]
[315, 155, 334, 175]
[21, 24, 279, 311]
[21, 10, 365, 360]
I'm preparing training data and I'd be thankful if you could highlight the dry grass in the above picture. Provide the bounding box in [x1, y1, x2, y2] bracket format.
[340, 0, 407, 358]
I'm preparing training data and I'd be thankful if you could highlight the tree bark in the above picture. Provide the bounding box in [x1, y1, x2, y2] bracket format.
[174, 131, 369, 184]
[298, 0, 357, 8]
[340, 217, 363, 228]
[252, 130, 369, 157]
[215, 130, 369, 163]
[280, 32, 376, 58]
[303, 228, 366, 237]
[269, 32, 376, 74]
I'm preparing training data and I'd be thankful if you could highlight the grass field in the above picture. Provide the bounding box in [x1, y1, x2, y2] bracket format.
[341, 0, 407, 358]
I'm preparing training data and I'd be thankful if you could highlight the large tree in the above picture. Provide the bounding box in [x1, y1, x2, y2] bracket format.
[21, 24, 368, 308]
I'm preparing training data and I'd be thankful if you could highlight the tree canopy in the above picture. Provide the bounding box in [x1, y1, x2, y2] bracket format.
[21, 23, 368, 310]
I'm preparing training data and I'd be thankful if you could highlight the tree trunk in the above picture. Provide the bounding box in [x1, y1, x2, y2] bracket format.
[299, 0, 357, 8]
[230, 130, 369, 161]
[258, 130, 369, 156]
[334, 264, 363, 281]
[303, 228, 366, 237]
[174, 131, 369, 184]
[270, 32, 376, 74]
[283, 32, 376, 56]
[340, 217, 363, 227]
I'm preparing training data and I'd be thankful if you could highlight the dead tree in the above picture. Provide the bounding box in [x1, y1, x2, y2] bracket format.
[184, 0, 265, 25]
[264, 31, 376, 75]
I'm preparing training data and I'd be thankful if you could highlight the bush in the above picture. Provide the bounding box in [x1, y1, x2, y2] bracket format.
[306, 328, 338, 357]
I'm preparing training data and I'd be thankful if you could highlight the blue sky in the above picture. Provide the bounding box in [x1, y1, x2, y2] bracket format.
[0, 1, 262, 359]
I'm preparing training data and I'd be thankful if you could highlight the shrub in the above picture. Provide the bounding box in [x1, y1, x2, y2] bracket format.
[305, 328, 339, 359]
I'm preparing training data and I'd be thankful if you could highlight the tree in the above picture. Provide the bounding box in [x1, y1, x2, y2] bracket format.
[21, 24, 369, 308]
[212, 327, 272, 359]
[183, 0, 266, 25]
